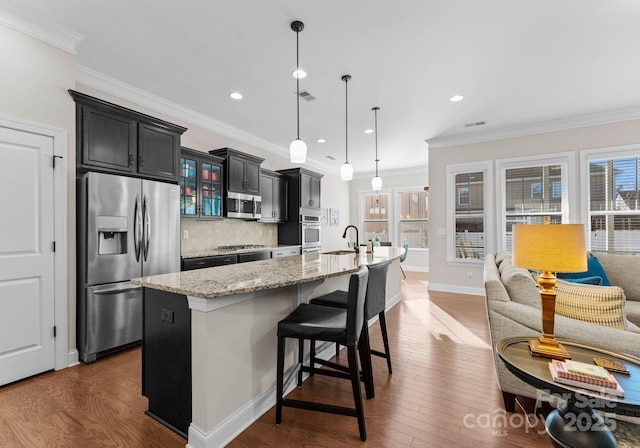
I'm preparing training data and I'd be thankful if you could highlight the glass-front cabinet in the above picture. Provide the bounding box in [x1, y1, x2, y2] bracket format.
[180, 148, 223, 219]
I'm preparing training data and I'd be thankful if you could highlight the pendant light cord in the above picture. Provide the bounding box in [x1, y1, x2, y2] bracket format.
[296, 30, 300, 139]
[374, 107, 379, 177]
[342, 75, 351, 163]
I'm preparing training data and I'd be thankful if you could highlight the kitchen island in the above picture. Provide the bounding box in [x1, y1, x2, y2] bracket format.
[132, 247, 404, 448]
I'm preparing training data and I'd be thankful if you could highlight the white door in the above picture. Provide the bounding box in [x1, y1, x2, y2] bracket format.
[0, 126, 55, 386]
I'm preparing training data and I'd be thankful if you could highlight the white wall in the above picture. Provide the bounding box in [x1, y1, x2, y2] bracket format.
[349, 169, 428, 271]
[0, 24, 77, 348]
[428, 119, 640, 295]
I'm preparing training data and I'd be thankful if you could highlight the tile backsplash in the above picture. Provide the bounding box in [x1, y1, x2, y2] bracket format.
[180, 219, 278, 253]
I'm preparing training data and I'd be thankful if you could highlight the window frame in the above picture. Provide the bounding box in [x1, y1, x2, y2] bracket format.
[446, 161, 494, 264]
[358, 188, 392, 246]
[580, 144, 640, 253]
[395, 186, 429, 251]
[496, 152, 576, 252]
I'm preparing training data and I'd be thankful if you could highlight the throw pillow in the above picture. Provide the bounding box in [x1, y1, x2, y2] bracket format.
[500, 264, 540, 308]
[561, 276, 602, 285]
[557, 256, 611, 286]
[555, 280, 627, 330]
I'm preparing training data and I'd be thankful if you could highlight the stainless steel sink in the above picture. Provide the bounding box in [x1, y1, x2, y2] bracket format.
[322, 250, 357, 255]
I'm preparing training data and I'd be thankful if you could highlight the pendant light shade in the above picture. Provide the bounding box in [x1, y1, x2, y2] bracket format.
[290, 138, 307, 163]
[371, 106, 383, 190]
[290, 21, 306, 163]
[341, 74, 352, 181]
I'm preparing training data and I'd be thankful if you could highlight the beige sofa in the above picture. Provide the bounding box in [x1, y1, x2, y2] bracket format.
[591, 252, 640, 327]
[483, 251, 640, 411]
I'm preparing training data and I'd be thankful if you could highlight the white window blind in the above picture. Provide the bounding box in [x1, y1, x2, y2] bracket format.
[504, 164, 564, 251]
[589, 156, 640, 254]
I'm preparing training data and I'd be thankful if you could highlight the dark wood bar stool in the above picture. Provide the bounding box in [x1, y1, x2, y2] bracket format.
[309, 260, 392, 399]
[275, 265, 369, 441]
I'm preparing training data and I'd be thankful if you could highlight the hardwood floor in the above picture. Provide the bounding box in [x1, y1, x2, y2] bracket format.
[0, 272, 552, 447]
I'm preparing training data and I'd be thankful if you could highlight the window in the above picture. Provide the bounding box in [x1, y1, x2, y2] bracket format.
[498, 153, 574, 251]
[397, 189, 428, 249]
[586, 150, 640, 254]
[361, 191, 390, 244]
[447, 161, 493, 263]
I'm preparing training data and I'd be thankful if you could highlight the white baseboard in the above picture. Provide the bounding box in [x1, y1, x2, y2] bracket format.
[67, 350, 79, 368]
[428, 282, 484, 297]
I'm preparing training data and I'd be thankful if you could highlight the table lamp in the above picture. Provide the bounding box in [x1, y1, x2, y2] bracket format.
[512, 222, 586, 359]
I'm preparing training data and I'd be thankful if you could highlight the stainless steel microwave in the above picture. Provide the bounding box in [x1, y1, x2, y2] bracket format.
[226, 191, 261, 219]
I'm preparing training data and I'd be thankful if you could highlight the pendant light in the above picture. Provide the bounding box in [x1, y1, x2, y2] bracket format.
[340, 74, 353, 181]
[290, 21, 307, 163]
[371, 106, 383, 190]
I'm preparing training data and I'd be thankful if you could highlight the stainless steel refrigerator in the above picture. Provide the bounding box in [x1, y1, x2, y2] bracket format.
[77, 172, 180, 363]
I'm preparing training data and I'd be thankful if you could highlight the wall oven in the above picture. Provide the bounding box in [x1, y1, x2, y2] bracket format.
[226, 191, 261, 219]
[300, 208, 321, 251]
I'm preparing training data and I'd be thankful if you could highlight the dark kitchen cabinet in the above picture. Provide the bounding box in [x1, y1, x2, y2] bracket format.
[180, 148, 223, 219]
[259, 169, 288, 223]
[209, 148, 264, 196]
[181, 254, 237, 271]
[277, 167, 323, 210]
[69, 90, 186, 182]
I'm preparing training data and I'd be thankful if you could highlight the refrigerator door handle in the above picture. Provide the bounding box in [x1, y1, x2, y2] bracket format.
[93, 285, 142, 295]
[134, 195, 142, 262]
[143, 195, 150, 261]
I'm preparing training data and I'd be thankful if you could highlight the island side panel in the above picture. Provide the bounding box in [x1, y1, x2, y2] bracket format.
[190, 285, 299, 434]
[143, 288, 192, 437]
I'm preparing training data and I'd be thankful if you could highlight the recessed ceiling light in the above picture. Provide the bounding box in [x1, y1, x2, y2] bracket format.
[317, 138, 326, 143]
[292, 68, 307, 79]
[449, 95, 464, 102]
[229, 92, 243, 100]
[364, 129, 374, 134]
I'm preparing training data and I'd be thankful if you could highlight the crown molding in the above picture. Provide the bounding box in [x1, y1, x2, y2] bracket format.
[75, 64, 338, 176]
[353, 165, 428, 180]
[0, 2, 83, 54]
[427, 106, 640, 149]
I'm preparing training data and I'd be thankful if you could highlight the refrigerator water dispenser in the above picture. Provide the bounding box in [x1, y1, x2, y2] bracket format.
[97, 215, 128, 255]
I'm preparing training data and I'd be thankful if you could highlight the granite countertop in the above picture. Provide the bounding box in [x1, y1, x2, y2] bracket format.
[181, 245, 301, 259]
[132, 246, 404, 299]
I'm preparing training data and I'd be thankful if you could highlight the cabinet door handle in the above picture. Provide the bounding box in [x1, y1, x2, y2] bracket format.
[138, 155, 144, 167]
[129, 154, 134, 166]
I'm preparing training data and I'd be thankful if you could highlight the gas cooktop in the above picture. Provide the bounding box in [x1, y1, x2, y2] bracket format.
[218, 244, 266, 250]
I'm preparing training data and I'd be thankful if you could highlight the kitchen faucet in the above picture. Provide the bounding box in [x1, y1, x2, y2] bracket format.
[342, 225, 359, 253]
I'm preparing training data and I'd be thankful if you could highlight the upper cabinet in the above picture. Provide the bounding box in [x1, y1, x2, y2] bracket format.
[180, 148, 224, 219]
[278, 168, 323, 209]
[69, 90, 187, 183]
[260, 169, 288, 223]
[209, 148, 264, 196]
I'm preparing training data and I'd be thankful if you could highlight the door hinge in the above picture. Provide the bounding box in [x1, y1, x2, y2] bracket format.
[53, 326, 57, 338]
[52, 241, 56, 252]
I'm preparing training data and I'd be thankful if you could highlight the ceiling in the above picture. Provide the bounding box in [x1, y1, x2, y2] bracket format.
[6, 0, 640, 176]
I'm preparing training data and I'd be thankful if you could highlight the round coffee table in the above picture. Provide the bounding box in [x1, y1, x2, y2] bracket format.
[497, 337, 640, 448]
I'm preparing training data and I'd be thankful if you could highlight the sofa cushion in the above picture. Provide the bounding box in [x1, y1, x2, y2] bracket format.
[500, 263, 540, 308]
[555, 280, 627, 330]
[557, 255, 610, 286]
[591, 252, 640, 302]
[625, 300, 640, 328]
[495, 251, 512, 267]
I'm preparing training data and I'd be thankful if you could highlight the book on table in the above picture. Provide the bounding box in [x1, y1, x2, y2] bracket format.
[564, 359, 611, 380]
[548, 360, 624, 398]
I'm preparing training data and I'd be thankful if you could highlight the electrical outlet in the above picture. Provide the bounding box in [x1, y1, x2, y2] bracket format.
[160, 308, 174, 324]
[466, 271, 473, 279]
[183, 230, 189, 239]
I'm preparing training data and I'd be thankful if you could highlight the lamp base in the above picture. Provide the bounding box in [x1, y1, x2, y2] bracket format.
[529, 338, 571, 360]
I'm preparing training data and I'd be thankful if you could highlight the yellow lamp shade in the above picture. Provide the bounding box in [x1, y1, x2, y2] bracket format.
[512, 224, 587, 273]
